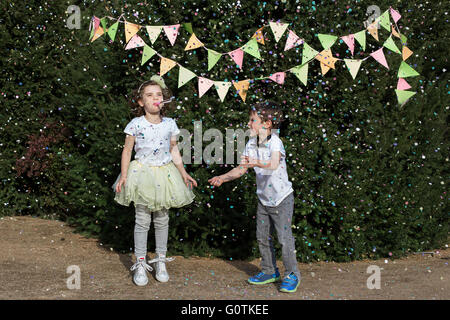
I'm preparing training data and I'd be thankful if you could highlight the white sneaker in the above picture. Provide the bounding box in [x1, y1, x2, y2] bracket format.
[149, 253, 174, 283]
[130, 257, 152, 286]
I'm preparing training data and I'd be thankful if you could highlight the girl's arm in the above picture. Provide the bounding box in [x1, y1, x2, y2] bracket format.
[170, 138, 198, 188]
[241, 151, 281, 170]
[115, 135, 135, 193]
[208, 165, 248, 187]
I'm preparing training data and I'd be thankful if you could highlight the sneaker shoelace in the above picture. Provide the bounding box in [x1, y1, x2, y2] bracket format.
[281, 275, 298, 286]
[147, 256, 175, 265]
[130, 259, 153, 272]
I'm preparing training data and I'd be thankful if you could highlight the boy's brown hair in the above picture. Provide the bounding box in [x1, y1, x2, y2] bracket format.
[249, 101, 284, 129]
[128, 80, 175, 117]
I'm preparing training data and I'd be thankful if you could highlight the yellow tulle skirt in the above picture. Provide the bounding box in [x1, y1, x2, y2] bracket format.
[113, 160, 195, 211]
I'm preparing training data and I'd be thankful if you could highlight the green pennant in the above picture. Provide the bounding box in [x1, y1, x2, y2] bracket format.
[383, 35, 401, 54]
[395, 89, 416, 104]
[378, 10, 391, 32]
[242, 38, 261, 60]
[178, 66, 196, 88]
[398, 61, 420, 78]
[400, 34, 408, 45]
[183, 23, 193, 34]
[89, 27, 95, 41]
[318, 34, 338, 50]
[100, 17, 108, 31]
[208, 49, 222, 71]
[290, 63, 308, 86]
[107, 21, 119, 42]
[354, 29, 366, 51]
[302, 42, 319, 65]
[141, 45, 156, 66]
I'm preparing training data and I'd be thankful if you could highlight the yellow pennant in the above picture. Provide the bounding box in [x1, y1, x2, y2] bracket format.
[402, 46, 413, 61]
[160, 57, 177, 76]
[367, 21, 379, 41]
[233, 80, 250, 102]
[185, 33, 204, 50]
[252, 27, 265, 45]
[125, 22, 141, 43]
[90, 26, 104, 42]
[315, 49, 338, 69]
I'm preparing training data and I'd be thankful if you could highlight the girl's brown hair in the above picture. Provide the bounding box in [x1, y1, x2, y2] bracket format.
[128, 80, 175, 118]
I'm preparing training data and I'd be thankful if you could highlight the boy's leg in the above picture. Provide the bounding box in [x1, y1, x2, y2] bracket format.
[134, 204, 152, 259]
[269, 193, 301, 280]
[256, 200, 278, 275]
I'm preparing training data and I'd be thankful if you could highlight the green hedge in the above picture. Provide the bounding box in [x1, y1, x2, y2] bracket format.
[1, 0, 447, 262]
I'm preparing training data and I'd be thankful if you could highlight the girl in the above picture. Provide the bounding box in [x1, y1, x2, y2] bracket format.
[113, 75, 197, 286]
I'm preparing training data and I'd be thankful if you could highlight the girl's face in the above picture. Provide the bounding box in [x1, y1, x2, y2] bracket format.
[248, 111, 270, 137]
[138, 84, 164, 114]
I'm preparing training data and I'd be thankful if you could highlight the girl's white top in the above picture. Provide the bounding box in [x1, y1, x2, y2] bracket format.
[124, 116, 180, 166]
[243, 134, 294, 207]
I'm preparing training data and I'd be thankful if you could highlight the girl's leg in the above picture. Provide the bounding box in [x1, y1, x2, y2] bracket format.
[153, 208, 169, 254]
[256, 200, 277, 274]
[134, 204, 152, 259]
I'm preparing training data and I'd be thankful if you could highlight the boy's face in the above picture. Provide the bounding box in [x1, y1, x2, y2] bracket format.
[248, 110, 271, 137]
[138, 85, 164, 114]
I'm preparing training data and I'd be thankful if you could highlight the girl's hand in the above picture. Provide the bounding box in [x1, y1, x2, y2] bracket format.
[240, 155, 259, 168]
[182, 173, 198, 190]
[115, 176, 127, 193]
[208, 176, 224, 187]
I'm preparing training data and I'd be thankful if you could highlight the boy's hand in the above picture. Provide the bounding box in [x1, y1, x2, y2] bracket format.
[208, 176, 224, 187]
[240, 155, 259, 168]
[182, 172, 198, 190]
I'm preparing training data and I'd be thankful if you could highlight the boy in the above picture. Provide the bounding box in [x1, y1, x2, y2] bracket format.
[208, 101, 301, 293]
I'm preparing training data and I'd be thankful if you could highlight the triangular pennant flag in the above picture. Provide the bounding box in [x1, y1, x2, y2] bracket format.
[160, 57, 177, 76]
[125, 22, 141, 43]
[341, 34, 355, 55]
[242, 38, 261, 60]
[184, 33, 204, 50]
[400, 34, 408, 45]
[163, 24, 180, 46]
[141, 45, 156, 65]
[233, 80, 250, 102]
[315, 49, 338, 69]
[125, 34, 146, 50]
[390, 7, 402, 24]
[100, 17, 108, 32]
[178, 66, 196, 88]
[269, 21, 289, 42]
[290, 64, 308, 86]
[402, 46, 413, 61]
[302, 42, 319, 65]
[252, 27, 265, 45]
[207, 49, 222, 71]
[214, 81, 232, 102]
[198, 77, 215, 98]
[284, 30, 303, 51]
[228, 48, 244, 69]
[269, 72, 285, 84]
[398, 61, 419, 78]
[397, 78, 412, 90]
[320, 62, 331, 75]
[90, 25, 104, 42]
[383, 35, 401, 54]
[90, 16, 100, 34]
[146, 26, 163, 44]
[354, 29, 366, 51]
[344, 59, 362, 80]
[318, 34, 338, 50]
[183, 23, 193, 34]
[395, 89, 416, 104]
[392, 25, 401, 38]
[107, 21, 119, 41]
[370, 48, 389, 69]
[367, 21, 379, 41]
[378, 10, 391, 32]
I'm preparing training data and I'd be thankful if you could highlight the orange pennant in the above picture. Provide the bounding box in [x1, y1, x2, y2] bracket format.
[184, 33, 204, 50]
[320, 62, 331, 75]
[315, 49, 338, 69]
[391, 25, 401, 38]
[90, 26, 104, 42]
[252, 27, 265, 45]
[160, 57, 177, 76]
[233, 80, 250, 102]
[402, 46, 413, 61]
[367, 21, 379, 41]
[125, 22, 141, 43]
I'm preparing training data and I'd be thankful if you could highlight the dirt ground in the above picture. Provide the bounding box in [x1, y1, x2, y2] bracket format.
[0, 216, 448, 300]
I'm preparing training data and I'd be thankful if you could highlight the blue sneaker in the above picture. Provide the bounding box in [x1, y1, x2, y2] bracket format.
[248, 269, 281, 285]
[279, 273, 300, 293]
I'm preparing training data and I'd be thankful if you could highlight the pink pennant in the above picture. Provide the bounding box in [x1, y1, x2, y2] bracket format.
[269, 72, 286, 85]
[125, 34, 146, 50]
[284, 30, 303, 51]
[370, 48, 389, 69]
[163, 24, 180, 46]
[341, 34, 355, 55]
[390, 7, 401, 24]
[91, 16, 100, 31]
[228, 48, 244, 69]
[397, 78, 411, 90]
[198, 77, 215, 98]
